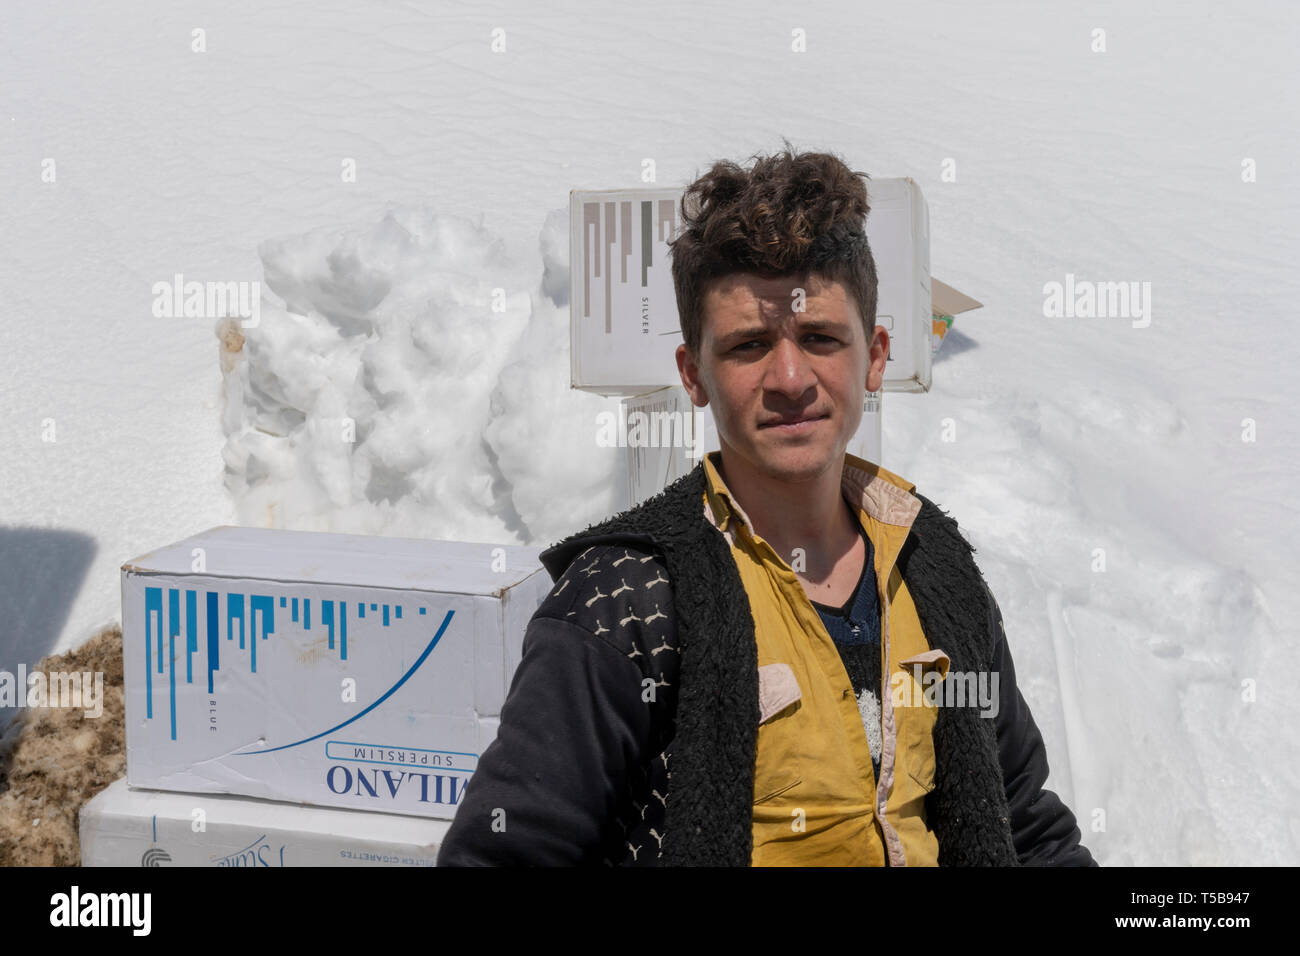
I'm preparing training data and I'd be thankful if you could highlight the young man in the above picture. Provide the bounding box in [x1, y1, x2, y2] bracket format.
[437, 145, 1096, 866]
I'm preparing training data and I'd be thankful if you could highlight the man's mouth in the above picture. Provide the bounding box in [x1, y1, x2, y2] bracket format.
[759, 413, 829, 431]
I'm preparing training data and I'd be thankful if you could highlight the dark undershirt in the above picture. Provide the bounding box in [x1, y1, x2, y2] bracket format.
[806, 514, 882, 784]
[808, 517, 873, 619]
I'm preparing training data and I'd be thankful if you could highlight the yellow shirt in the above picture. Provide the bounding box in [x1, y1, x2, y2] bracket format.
[701, 450, 951, 866]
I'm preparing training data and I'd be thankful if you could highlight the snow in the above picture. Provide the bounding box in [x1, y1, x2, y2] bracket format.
[218, 207, 619, 543]
[2, 0, 1297, 865]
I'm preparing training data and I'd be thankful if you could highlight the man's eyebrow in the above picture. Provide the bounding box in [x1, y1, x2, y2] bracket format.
[716, 318, 853, 347]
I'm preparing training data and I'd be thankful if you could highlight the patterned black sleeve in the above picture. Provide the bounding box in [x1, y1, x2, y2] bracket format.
[533, 543, 681, 719]
[435, 544, 678, 866]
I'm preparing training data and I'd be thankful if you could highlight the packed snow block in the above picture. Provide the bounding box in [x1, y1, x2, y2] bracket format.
[80, 777, 452, 866]
[622, 385, 883, 507]
[570, 178, 962, 395]
[120, 526, 549, 819]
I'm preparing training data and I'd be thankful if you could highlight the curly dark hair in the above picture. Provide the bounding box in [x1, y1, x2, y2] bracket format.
[668, 140, 878, 358]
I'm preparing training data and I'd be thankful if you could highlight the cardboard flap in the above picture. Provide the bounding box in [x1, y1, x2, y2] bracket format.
[932, 278, 983, 317]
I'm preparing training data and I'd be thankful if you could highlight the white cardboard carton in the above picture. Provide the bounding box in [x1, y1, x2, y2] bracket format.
[570, 178, 962, 396]
[120, 526, 547, 819]
[623, 385, 883, 507]
[80, 777, 453, 866]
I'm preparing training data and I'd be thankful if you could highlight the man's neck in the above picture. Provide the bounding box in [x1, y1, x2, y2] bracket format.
[716, 446, 859, 580]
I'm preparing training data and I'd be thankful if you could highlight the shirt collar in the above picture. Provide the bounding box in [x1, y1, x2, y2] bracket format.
[702, 449, 921, 538]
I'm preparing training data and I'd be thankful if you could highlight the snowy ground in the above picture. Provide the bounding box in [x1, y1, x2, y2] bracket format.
[2, 1, 1297, 865]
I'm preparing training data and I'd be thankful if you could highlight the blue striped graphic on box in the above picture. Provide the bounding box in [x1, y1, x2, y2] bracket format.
[141, 586, 438, 742]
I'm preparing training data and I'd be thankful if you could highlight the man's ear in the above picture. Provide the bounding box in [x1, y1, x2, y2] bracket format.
[676, 343, 709, 407]
[865, 325, 889, 393]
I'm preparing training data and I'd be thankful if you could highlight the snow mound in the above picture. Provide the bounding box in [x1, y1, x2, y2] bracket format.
[217, 206, 621, 545]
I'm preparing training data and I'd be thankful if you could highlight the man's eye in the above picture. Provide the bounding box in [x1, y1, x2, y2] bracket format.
[731, 335, 835, 353]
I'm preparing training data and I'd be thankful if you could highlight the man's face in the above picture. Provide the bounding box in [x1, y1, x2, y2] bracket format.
[676, 272, 889, 484]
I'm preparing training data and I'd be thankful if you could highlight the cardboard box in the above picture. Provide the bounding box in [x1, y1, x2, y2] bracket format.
[121, 526, 546, 819]
[569, 178, 977, 396]
[623, 385, 883, 507]
[80, 777, 453, 866]
[860, 177, 931, 391]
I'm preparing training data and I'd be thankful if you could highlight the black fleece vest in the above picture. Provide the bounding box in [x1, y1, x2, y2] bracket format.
[538, 462, 1019, 866]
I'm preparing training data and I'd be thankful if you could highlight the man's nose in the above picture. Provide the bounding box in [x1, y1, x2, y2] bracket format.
[763, 336, 818, 400]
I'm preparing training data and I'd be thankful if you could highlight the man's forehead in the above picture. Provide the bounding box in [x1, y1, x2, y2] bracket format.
[708, 272, 843, 301]
[704, 273, 850, 321]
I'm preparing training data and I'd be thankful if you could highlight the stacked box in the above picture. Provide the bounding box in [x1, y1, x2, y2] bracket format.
[116, 526, 548, 821]
[80, 777, 453, 867]
[569, 178, 975, 396]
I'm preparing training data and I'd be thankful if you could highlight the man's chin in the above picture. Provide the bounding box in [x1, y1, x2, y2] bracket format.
[742, 434, 840, 480]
